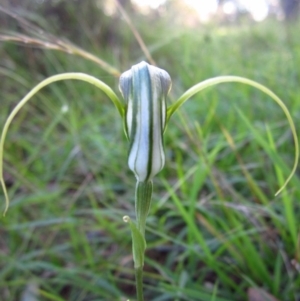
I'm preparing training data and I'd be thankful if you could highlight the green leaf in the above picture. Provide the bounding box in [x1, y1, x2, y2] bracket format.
[123, 216, 146, 268]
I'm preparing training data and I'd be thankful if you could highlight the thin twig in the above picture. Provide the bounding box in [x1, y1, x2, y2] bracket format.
[0, 5, 121, 77]
[114, 0, 156, 65]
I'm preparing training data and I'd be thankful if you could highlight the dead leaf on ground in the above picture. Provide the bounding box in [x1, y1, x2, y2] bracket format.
[248, 288, 280, 301]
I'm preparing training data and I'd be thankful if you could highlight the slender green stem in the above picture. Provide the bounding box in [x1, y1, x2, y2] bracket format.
[135, 181, 153, 236]
[130, 181, 153, 300]
[135, 267, 144, 301]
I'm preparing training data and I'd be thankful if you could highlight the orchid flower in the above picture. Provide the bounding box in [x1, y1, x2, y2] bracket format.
[0, 61, 298, 301]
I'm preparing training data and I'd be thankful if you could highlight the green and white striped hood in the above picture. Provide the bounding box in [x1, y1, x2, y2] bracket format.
[119, 61, 172, 182]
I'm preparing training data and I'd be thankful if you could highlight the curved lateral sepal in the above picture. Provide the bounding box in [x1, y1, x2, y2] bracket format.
[167, 75, 299, 196]
[1, 72, 125, 215]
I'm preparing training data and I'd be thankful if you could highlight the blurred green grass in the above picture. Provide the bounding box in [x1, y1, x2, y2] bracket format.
[0, 2, 300, 301]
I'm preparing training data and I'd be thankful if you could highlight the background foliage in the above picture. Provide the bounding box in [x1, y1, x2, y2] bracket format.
[0, 1, 300, 300]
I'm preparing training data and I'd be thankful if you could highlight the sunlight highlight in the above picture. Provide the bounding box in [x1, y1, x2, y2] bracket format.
[131, 0, 166, 9]
[183, 0, 218, 21]
[132, 0, 271, 22]
[239, 0, 269, 21]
